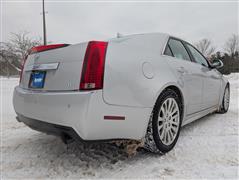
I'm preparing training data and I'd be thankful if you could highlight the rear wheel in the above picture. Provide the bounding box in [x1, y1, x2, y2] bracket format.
[218, 85, 230, 113]
[144, 89, 182, 153]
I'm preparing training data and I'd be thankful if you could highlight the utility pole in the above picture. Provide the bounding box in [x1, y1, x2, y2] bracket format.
[42, 0, 47, 45]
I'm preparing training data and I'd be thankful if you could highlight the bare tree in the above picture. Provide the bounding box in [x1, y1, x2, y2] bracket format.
[195, 38, 216, 58]
[224, 34, 239, 56]
[5, 31, 42, 60]
[0, 31, 42, 76]
[0, 46, 20, 77]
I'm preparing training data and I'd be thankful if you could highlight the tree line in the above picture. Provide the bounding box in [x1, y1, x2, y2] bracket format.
[0, 32, 41, 77]
[0, 32, 238, 77]
[195, 34, 239, 74]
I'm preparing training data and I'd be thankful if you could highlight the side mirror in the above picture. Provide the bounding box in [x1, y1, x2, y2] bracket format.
[211, 59, 223, 69]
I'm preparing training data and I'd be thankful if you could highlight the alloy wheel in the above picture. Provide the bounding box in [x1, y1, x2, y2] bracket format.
[158, 98, 180, 146]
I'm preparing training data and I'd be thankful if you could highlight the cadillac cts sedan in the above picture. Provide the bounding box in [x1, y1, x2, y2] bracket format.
[13, 33, 230, 153]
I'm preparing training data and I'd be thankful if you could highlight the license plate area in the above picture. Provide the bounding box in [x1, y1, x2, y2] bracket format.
[29, 71, 46, 89]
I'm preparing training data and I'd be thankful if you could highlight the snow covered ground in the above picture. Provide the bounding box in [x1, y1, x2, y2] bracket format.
[1, 74, 238, 179]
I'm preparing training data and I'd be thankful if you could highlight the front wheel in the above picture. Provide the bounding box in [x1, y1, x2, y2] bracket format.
[144, 89, 182, 153]
[218, 85, 230, 113]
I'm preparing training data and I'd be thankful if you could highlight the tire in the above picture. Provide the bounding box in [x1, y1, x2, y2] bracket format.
[218, 85, 230, 114]
[144, 89, 183, 153]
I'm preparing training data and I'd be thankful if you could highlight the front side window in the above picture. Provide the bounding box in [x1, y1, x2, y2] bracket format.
[168, 39, 191, 61]
[186, 43, 209, 67]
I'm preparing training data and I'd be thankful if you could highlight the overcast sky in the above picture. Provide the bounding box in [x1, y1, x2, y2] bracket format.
[1, 1, 239, 51]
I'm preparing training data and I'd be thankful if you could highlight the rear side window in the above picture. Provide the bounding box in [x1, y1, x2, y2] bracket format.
[186, 43, 209, 67]
[168, 39, 191, 61]
[164, 45, 173, 56]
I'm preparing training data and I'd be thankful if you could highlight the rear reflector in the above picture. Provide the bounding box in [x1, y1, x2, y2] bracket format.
[104, 116, 125, 120]
[30, 44, 69, 54]
[80, 41, 108, 90]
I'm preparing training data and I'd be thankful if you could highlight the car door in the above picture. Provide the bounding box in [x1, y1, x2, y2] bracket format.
[163, 38, 204, 116]
[185, 43, 222, 109]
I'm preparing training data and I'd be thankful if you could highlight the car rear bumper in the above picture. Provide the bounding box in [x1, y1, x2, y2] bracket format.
[13, 86, 152, 141]
[16, 114, 82, 143]
[13, 86, 92, 139]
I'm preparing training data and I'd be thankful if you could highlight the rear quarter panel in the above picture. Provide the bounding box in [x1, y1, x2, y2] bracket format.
[103, 34, 181, 108]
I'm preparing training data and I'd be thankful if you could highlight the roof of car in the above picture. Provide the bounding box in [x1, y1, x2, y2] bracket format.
[109, 32, 170, 41]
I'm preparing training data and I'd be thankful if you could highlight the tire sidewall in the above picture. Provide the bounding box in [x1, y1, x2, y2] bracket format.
[222, 85, 230, 113]
[152, 89, 183, 153]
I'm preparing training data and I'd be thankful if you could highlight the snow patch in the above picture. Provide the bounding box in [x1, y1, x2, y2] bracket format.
[1, 74, 239, 178]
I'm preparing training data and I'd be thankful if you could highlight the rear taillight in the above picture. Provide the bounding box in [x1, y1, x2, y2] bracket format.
[30, 44, 69, 54]
[19, 55, 28, 84]
[80, 41, 108, 90]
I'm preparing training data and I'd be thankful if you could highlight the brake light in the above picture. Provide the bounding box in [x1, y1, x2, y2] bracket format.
[80, 41, 108, 90]
[30, 44, 69, 54]
[19, 55, 28, 84]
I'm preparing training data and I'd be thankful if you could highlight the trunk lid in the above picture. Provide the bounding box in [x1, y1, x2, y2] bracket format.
[20, 43, 88, 91]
